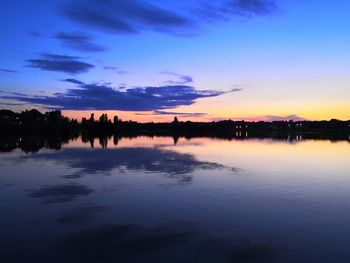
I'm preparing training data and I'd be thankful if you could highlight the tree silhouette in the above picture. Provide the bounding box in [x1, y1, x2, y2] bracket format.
[99, 114, 108, 123]
[113, 115, 119, 126]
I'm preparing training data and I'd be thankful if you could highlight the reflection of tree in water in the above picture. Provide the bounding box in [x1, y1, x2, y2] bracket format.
[0, 136, 19, 152]
[113, 135, 119, 146]
[99, 136, 108, 148]
[82, 134, 115, 148]
[1, 132, 349, 153]
[173, 135, 179, 145]
[19, 147, 235, 184]
[0, 135, 76, 153]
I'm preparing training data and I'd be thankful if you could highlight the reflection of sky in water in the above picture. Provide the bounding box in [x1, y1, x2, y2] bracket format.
[1, 136, 350, 262]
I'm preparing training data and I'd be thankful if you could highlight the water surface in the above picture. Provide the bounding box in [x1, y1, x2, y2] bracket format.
[1, 135, 350, 262]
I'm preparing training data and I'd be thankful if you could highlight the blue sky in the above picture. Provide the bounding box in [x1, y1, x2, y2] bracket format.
[1, 0, 349, 121]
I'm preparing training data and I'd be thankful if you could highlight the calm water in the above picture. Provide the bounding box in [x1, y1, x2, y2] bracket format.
[1, 135, 350, 262]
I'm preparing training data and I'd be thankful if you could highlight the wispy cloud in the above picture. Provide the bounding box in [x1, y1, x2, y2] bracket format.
[223, 114, 305, 122]
[61, 78, 85, 85]
[103, 66, 130, 74]
[60, 0, 278, 36]
[0, 101, 26, 106]
[2, 81, 239, 111]
[54, 32, 107, 52]
[154, 110, 206, 117]
[0, 68, 18, 73]
[230, 0, 277, 16]
[26, 53, 94, 74]
[160, 70, 193, 84]
[103, 66, 118, 70]
[196, 0, 278, 22]
[260, 114, 305, 122]
[62, 0, 195, 36]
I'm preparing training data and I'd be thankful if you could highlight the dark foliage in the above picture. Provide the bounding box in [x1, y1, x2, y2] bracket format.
[1, 109, 349, 139]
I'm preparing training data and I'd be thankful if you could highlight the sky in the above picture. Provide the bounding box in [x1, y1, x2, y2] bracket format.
[0, 0, 349, 122]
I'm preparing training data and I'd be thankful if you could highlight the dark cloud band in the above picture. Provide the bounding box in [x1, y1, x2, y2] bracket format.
[61, 0, 277, 36]
[1, 81, 240, 111]
[54, 32, 107, 52]
[26, 53, 94, 74]
[62, 0, 195, 35]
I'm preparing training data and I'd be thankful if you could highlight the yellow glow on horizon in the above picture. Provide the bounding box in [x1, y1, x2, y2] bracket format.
[62, 99, 350, 122]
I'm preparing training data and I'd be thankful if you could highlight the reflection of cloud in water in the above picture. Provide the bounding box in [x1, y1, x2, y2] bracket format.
[65, 222, 197, 262]
[57, 204, 107, 225]
[62, 174, 84, 179]
[202, 238, 275, 263]
[1, 183, 15, 187]
[20, 147, 236, 183]
[102, 184, 125, 192]
[64, 222, 275, 262]
[29, 183, 94, 203]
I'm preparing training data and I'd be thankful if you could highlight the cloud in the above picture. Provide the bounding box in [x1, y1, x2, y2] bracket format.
[229, 0, 277, 16]
[2, 82, 238, 111]
[104, 66, 118, 70]
[54, 31, 107, 52]
[228, 114, 305, 122]
[103, 66, 130, 74]
[62, 0, 195, 36]
[61, 78, 85, 85]
[0, 102, 26, 106]
[0, 68, 18, 73]
[154, 110, 206, 117]
[60, 0, 278, 36]
[196, 0, 278, 22]
[262, 114, 305, 122]
[229, 88, 242, 92]
[160, 70, 193, 84]
[26, 53, 94, 74]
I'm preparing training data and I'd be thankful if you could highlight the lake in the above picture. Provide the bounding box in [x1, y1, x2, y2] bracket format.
[1, 135, 350, 262]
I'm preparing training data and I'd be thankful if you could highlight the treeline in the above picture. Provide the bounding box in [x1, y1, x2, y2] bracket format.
[1, 109, 350, 135]
[0, 109, 79, 134]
